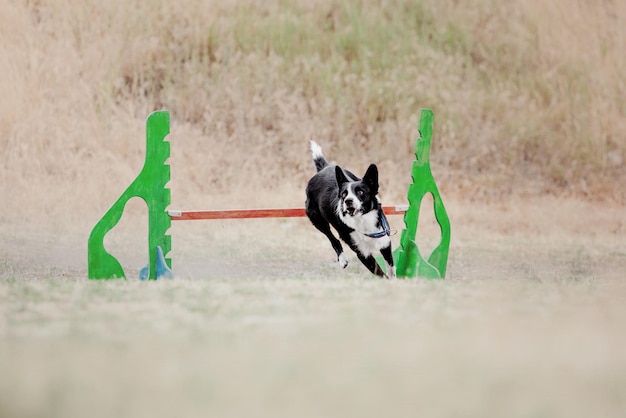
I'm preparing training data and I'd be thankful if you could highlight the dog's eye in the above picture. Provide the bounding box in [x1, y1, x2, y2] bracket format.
[356, 189, 364, 197]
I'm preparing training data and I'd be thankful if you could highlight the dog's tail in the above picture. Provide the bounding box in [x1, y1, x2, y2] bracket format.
[310, 140, 328, 172]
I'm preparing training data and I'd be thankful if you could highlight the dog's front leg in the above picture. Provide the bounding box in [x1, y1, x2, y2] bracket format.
[380, 245, 396, 279]
[356, 253, 387, 278]
[328, 236, 348, 268]
[325, 235, 348, 268]
[308, 215, 349, 268]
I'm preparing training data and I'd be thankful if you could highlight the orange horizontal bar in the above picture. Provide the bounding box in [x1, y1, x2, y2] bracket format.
[168, 205, 408, 221]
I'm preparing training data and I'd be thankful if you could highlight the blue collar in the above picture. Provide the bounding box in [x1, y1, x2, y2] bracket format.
[364, 214, 390, 238]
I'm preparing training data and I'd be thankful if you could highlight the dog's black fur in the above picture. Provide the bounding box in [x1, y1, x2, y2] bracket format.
[305, 141, 395, 278]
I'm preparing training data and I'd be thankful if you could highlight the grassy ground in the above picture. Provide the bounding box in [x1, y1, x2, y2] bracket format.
[2, 274, 625, 418]
[2, 198, 626, 418]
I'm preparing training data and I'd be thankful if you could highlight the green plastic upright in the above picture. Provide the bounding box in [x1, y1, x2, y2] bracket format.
[87, 111, 172, 279]
[394, 109, 451, 279]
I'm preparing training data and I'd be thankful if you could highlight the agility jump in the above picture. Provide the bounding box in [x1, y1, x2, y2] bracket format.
[88, 109, 450, 280]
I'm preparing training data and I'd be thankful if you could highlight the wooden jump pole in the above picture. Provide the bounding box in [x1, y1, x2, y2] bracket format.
[168, 205, 409, 221]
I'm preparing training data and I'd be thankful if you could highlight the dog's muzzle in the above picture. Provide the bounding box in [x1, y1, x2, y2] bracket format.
[343, 199, 360, 216]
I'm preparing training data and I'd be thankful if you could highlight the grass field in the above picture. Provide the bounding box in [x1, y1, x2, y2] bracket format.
[2, 198, 626, 417]
[1, 0, 626, 416]
[2, 274, 625, 418]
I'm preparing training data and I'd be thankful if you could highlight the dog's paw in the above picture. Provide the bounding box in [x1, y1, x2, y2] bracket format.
[337, 253, 349, 268]
[387, 266, 397, 279]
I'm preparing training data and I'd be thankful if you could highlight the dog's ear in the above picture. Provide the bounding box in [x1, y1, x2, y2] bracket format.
[335, 165, 349, 187]
[363, 163, 379, 195]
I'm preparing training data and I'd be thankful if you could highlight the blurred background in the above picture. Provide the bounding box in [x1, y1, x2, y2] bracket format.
[1, 0, 624, 236]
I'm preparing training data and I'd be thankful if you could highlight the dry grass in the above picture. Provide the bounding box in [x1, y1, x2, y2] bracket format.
[1, 0, 625, 233]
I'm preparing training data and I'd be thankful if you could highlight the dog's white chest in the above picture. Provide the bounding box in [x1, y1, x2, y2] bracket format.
[349, 231, 390, 257]
[343, 211, 391, 257]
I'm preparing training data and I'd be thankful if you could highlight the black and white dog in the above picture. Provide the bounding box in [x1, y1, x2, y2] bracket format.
[305, 141, 395, 278]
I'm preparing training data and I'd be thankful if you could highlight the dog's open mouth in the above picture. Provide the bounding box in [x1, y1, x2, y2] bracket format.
[343, 207, 361, 217]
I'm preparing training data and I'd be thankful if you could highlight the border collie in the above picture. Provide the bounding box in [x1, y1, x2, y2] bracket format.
[305, 141, 395, 278]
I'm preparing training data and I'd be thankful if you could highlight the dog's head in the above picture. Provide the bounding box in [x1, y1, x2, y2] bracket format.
[335, 164, 379, 217]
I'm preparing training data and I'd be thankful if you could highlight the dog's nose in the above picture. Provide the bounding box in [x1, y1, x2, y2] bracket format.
[345, 198, 353, 207]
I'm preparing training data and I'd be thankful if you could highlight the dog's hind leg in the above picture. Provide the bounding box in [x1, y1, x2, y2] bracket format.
[307, 214, 348, 268]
